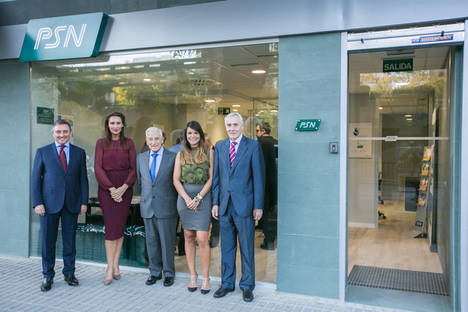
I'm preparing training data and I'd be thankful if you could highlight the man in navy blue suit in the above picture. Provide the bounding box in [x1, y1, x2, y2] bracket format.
[31, 120, 89, 292]
[212, 112, 265, 302]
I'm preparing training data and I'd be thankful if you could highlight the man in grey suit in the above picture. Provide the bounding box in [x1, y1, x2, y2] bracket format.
[136, 127, 178, 287]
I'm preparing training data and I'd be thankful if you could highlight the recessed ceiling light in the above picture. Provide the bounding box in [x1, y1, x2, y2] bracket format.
[134, 65, 145, 69]
[406, 118, 413, 121]
[251, 69, 266, 74]
[184, 61, 196, 65]
[96, 67, 110, 71]
[143, 78, 152, 82]
[149, 64, 161, 68]
[204, 99, 216, 103]
[233, 109, 239, 112]
[232, 104, 241, 107]
[115, 66, 130, 70]
[404, 114, 412, 117]
[378, 106, 383, 110]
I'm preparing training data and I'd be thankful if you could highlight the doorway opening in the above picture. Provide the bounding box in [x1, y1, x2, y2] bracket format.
[346, 45, 455, 308]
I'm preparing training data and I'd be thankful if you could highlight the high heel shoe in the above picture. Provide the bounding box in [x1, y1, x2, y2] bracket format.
[188, 274, 198, 292]
[200, 277, 210, 295]
[104, 269, 113, 286]
[113, 273, 121, 280]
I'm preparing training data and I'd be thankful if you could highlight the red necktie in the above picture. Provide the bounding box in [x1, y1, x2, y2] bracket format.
[59, 144, 67, 171]
[229, 141, 237, 166]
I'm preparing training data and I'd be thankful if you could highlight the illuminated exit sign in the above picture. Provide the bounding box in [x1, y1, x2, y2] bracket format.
[383, 58, 413, 72]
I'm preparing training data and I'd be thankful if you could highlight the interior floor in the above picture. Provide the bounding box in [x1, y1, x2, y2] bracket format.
[348, 200, 443, 274]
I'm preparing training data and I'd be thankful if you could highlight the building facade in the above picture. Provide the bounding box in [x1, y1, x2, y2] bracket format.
[0, 1, 467, 311]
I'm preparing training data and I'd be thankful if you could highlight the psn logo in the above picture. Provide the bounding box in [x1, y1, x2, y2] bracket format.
[34, 24, 87, 50]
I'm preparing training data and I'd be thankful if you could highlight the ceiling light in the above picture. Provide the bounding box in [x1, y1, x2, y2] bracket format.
[143, 78, 152, 82]
[115, 66, 130, 70]
[251, 69, 266, 74]
[378, 106, 383, 110]
[133, 65, 145, 69]
[233, 109, 239, 112]
[406, 118, 413, 121]
[184, 61, 196, 65]
[232, 104, 241, 107]
[204, 99, 216, 103]
[149, 64, 161, 68]
[404, 114, 412, 117]
[96, 67, 110, 71]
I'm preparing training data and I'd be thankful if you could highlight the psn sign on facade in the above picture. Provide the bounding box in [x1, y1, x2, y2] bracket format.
[20, 13, 108, 62]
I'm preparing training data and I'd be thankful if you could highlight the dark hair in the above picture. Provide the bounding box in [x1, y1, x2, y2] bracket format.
[182, 120, 207, 164]
[53, 119, 72, 131]
[263, 122, 272, 134]
[104, 112, 128, 148]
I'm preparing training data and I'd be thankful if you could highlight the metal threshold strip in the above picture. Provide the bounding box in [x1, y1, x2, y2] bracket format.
[350, 136, 448, 142]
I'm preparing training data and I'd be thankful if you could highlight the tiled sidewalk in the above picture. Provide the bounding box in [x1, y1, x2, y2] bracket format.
[0, 256, 410, 312]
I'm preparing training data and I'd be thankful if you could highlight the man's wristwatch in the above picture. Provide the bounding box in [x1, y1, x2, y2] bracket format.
[196, 194, 203, 200]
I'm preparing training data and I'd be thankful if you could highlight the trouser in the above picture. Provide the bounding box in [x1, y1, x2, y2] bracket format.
[219, 199, 255, 291]
[40, 206, 78, 279]
[143, 216, 177, 278]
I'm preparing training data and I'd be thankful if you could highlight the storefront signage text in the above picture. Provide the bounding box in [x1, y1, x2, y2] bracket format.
[20, 13, 108, 62]
[383, 58, 413, 72]
[411, 34, 453, 44]
[295, 119, 321, 131]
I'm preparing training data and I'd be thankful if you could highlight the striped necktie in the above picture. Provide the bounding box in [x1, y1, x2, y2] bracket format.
[229, 141, 237, 166]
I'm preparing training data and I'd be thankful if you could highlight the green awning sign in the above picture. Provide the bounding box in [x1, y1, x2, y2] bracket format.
[383, 58, 413, 72]
[295, 119, 321, 131]
[20, 13, 108, 62]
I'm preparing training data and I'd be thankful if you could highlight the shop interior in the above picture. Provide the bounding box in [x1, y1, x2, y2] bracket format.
[347, 46, 454, 300]
[29, 42, 279, 283]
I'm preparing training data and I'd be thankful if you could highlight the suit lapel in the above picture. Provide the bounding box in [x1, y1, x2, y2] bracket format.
[141, 151, 152, 182]
[230, 136, 248, 174]
[67, 144, 76, 174]
[154, 151, 167, 184]
[50, 143, 64, 172]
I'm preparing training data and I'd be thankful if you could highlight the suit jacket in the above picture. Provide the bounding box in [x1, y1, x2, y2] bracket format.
[212, 136, 265, 217]
[31, 142, 89, 214]
[136, 149, 178, 219]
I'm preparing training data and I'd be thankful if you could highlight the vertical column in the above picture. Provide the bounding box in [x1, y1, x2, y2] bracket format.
[0, 60, 31, 257]
[277, 33, 342, 298]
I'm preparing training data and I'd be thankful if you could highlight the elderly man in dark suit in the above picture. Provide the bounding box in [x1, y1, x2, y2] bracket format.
[31, 119, 89, 292]
[136, 126, 178, 287]
[212, 112, 265, 302]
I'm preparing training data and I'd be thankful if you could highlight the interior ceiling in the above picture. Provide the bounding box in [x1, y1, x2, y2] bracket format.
[43, 43, 279, 114]
[349, 46, 450, 114]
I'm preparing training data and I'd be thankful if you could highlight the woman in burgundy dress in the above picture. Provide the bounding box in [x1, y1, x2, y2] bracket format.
[94, 112, 136, 285]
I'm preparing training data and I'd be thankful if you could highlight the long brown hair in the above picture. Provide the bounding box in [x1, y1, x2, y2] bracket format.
[104, 112, 128, 148]
[181, 120, 207, 164]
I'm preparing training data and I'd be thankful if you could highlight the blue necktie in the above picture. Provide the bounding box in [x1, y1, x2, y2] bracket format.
[150, 153, 158, 182]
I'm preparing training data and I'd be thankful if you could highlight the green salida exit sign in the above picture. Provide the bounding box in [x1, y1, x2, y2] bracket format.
[295, 119, 321, 131]
[383, 58, 413, 72]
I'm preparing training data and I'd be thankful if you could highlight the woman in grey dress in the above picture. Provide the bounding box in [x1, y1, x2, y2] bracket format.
[173, 121, 214, 294]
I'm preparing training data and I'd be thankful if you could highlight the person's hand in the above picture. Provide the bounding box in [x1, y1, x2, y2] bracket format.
[115, 184, 129, 198]
[109, 187, 123, 202]
[34, 204, 45, 216]
[80, 205, 87, 214]
[211, 205, 219, 220]
[189, 197, 201, 211]
[184, 196, 195, 210]
[253, 209, 263, 221]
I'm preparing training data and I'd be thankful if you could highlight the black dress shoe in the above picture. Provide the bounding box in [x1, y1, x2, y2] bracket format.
[242, 289, 254, 302]
[64, 274, 79, 286]
[163, 276, 174, 287]
[145, 275, 162, 285]
[213, 286, 234, 298]
[260, 241, 275, 250]
[40, 277, 53, 292]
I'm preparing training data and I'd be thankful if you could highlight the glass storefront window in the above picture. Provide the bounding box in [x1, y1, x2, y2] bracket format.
[30, 42, 279, 283]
